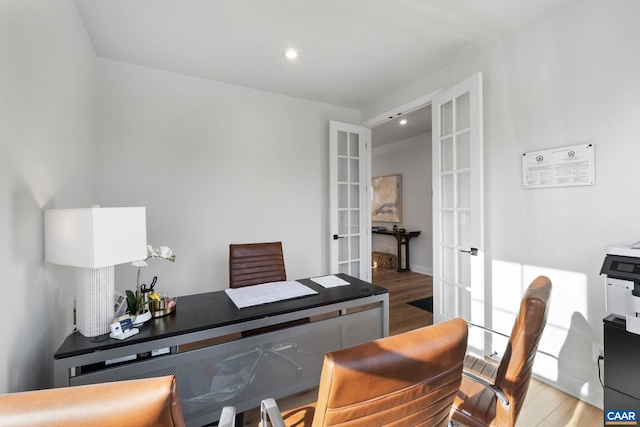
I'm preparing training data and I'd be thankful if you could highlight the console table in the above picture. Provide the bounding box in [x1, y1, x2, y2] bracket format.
[372, 230, 421, 272]
[54, 274, 389, 427]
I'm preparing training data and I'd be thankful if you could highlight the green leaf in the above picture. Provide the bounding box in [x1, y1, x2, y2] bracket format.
[125, 290, 138, 314]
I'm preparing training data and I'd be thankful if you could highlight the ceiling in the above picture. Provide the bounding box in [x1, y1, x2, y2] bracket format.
[372, 105, 432, 148]
[73, 0, 575, 112]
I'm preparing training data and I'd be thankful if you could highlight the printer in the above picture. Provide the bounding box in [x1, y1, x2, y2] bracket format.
[601, 241, 640, 334]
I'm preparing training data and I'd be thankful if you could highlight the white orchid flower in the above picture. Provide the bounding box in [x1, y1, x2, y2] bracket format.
[131, 244, 176, 269]
[159, 246, 173, 259]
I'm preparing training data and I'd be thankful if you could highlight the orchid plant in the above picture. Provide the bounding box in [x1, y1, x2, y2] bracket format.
[127, 245, 176, 316]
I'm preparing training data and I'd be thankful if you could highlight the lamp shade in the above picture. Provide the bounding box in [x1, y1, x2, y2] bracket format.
[45, 207, 147, 268]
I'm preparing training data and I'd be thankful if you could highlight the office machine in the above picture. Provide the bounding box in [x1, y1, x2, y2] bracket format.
[601, 241, 640, 334]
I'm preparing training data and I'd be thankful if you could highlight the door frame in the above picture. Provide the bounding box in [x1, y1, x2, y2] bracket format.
[361, 89, 443, 129]
[363, 78, 484, 332]
[361, 90, 442, 279]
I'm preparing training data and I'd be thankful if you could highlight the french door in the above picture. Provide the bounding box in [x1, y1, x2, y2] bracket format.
[329, 121, 371, 281]
[432, 73, 484, 333]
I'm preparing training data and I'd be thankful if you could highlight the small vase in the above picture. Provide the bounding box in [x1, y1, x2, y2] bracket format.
[132, 310, 152, 326]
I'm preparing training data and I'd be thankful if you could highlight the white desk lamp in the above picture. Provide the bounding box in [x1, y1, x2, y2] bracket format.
[44, 207, 147, 337]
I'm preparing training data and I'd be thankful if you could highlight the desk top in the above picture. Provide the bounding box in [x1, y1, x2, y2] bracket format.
[372, 230, 421, 238]
[54, 274, 387, 360]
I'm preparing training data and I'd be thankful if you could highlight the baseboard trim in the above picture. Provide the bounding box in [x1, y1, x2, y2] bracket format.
[410, 265, 433, 276]
[532, 371, 603, 410]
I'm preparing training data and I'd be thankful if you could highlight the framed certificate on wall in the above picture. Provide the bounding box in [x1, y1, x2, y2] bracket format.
[522, 143, 595, 189]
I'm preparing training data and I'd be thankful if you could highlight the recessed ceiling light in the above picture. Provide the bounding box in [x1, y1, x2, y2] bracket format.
[284, 48, 299, 60]
[399, 119, 408, 125]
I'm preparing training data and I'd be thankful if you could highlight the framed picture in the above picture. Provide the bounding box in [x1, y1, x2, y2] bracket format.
[371, 174, 402, 223]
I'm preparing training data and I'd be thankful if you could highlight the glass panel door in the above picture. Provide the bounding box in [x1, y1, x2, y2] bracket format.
[330, 121, 370, 280]
[432, 73, 484, 327]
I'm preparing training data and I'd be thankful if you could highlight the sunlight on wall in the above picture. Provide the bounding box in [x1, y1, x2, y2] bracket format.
[22, 162, 58, 210]
[491, 260, 589, 384]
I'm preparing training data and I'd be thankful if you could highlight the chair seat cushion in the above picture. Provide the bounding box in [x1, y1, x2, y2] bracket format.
[280, 404, 316, 426]
[258, 403, 316, 427]
[451, 355, 499, 427]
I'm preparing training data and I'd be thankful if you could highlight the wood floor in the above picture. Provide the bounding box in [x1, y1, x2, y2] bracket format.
[241, 268, 603, 426]
[373, 268, 433, 335]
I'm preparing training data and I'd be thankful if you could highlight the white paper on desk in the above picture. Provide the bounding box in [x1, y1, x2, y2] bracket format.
[225, 280, 318, 309]
[310, 275, 350, 288]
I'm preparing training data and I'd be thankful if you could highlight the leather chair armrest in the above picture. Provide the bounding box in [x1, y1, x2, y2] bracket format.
[219, 406, 237, 427]
[462, 370, 510, 406]
[261, 398, 287, 427]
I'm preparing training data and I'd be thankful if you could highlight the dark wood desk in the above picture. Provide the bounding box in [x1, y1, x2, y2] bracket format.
[54, 274, 388, 427]
[372, 230, 421, 272]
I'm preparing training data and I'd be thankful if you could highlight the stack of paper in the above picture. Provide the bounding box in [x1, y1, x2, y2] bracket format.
[310, 275, 351, 288]
[225, 280, 317, 309]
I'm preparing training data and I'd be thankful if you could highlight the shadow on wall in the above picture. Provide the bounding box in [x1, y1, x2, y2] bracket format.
[6, 181, 63, 392]
[557, 310, 602, 409]
[558, 311, 597, 382]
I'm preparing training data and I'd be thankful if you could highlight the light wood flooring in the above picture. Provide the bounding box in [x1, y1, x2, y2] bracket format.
[241, 268, 603, 426]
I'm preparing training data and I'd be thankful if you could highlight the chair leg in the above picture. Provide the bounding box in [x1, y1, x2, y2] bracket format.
[235, 412, 244, 426]
[266, 343, 303, 374]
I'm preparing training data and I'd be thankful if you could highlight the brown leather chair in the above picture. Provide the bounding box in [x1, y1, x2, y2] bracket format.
[229, 241, 309, 335]
[0, 375, 186, 427]
[258, 318, 469, 427]
[229, 241, 287, 288]
[450, 275, 552, 427]
[228, 240, 306, 377]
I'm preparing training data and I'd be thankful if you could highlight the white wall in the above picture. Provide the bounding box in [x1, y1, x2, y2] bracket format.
[0, 0, 97, 392]
[3, 0, 637, 409]
[0, 1, 359, 394]
[371, 135, 432, 274]
[95, 59, 361, 297]
[363, 0, 640, 409]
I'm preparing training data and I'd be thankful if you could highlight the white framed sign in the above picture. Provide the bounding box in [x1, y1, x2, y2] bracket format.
[522, 143, 595, 189]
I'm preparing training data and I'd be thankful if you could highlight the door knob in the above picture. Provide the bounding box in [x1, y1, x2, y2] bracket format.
[460, 247, 478, 256]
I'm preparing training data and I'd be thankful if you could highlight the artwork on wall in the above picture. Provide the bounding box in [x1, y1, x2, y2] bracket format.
[371, 174, 402, 223]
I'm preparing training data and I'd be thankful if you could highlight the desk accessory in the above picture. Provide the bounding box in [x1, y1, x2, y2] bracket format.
[110, 327, 140, 340]
[109, 316, 139, 340]
[127, 245, 176, 320]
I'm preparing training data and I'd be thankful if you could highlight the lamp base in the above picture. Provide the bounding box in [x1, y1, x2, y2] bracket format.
[76, 267, 115, 337]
